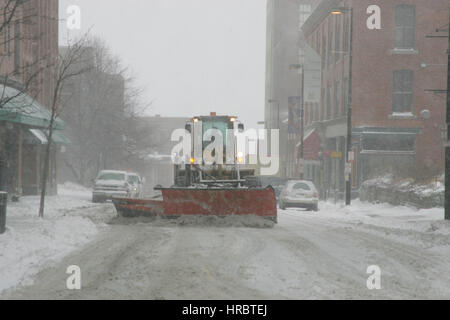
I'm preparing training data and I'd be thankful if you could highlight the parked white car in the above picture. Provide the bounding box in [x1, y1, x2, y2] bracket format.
[92, 170, 130, 203]
[279, 180, 319, 211]
[126, 172, 144, 198]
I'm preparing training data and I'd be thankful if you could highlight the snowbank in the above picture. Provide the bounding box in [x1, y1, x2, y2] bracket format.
[314, 200, 450, 249]
[361, 174, 444, 208]
[0, 183, 100, 294]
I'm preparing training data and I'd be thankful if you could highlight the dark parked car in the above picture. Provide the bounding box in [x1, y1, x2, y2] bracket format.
[260, 176, 288, 200]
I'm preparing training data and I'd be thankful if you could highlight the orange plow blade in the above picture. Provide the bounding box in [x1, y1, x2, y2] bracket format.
[112, 187, 277, 222]
[161, 187, 277, 221]
[112, 198, 165, 217]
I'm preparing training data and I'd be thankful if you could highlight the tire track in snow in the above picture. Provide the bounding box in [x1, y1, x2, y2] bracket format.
[278, 210, 450, 299]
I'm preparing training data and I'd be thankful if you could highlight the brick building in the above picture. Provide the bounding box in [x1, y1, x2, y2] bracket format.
[300, 0, 449, 198]
[0, 0, 61, 197]
[0, 0, 58, 107]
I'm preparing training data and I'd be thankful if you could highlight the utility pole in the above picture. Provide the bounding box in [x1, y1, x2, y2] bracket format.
[424, 9, 449, 220]
[268, 99, 280, 129]
[332, 6, 354, 205]
[345, 7, 354, 206]
[277, 101, 280, 129]
[289, 62, 306, 179]
[300, 66, 305, 179]
[445, 9, 450, 220]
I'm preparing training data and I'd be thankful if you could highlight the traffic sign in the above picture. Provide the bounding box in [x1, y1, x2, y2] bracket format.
[348, 151, 355, 162]
[345, 163, 352, 175]
[331, 151, 342, 159]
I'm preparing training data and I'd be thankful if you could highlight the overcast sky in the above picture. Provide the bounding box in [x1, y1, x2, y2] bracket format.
[59, 0, 267, 129]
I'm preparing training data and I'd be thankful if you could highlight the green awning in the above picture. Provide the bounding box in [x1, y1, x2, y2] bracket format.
[28, 129, 48, 144]
[0, 84, 64, 130]
[27, 129, 71, 145]
[51, 130, 71, 145]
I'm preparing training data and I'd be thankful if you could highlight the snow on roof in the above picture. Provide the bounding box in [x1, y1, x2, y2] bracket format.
[98, 170, 127, 174]
[146, 153, 172, 160]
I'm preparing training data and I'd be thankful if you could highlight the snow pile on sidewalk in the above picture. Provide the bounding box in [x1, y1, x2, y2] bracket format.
[361, 174, 444, 208]
[0, 183, 99, 294]
[363, 173, 444, 195]
[316, 200, 450, 246]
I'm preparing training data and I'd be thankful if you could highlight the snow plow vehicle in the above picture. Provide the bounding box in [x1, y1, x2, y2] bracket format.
[112, 113, 277, 223]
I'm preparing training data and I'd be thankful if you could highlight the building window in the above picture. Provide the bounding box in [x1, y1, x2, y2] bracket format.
[327, 84, 332, 119]
[305, 104, 310, 125]
[308, 104, 312, 124]
[362, 133, 416, 153]
[393, 70, 414, 113]
[394, 4, 415, 49]
[316, 30, 320, 53]
[321, 29, 326, 70]
[4, 25, 11, 56]
[13, 21, 20, 73]
[315, 102, 319, 122]
[321, 88, 325, 120]
[335, 16, 341, 62]
[335, 81, 340, 116]
[327, 19, 333, 66]
[299, 4, 312, 28]
[344, 16, 349, 53]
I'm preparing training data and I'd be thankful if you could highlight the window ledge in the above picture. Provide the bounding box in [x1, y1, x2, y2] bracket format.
[389, 48, 418, 55]
[388, 112, 416, 120]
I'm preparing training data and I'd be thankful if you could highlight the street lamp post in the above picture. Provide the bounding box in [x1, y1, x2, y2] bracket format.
[300, 66, 305, 179]
[268, 99, 281, 169]
[289, 63, 305, 179]
[332, 6, 354, 206]
[445, 9, 450, 220]
[268, 99, 280, 129]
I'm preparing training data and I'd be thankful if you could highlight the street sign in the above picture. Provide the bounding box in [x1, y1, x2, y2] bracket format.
[348, 151, 355, 162]
[345, 163, 352, 175]
[331, 151, 342, 159]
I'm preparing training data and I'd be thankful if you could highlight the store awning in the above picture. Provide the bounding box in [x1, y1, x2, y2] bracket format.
[0, 84, 64, 130]
[29, 129, 48, 144]
[27, 129, 71, 145]
[51, 130, 71, 145]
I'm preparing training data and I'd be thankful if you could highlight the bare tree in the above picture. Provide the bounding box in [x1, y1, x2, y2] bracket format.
[38, 35, 92, 218]
[60, 37, 157, 186]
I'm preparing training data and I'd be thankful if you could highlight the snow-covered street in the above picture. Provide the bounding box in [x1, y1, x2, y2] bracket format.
[2, 186, 450, 300]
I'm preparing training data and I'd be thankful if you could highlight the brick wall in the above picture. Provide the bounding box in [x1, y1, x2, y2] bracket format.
[0, 0, 59, 110]
[303, 0, 448, 172]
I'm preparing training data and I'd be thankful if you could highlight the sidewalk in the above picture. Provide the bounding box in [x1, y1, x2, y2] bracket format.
[0, 183, 101, 294]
